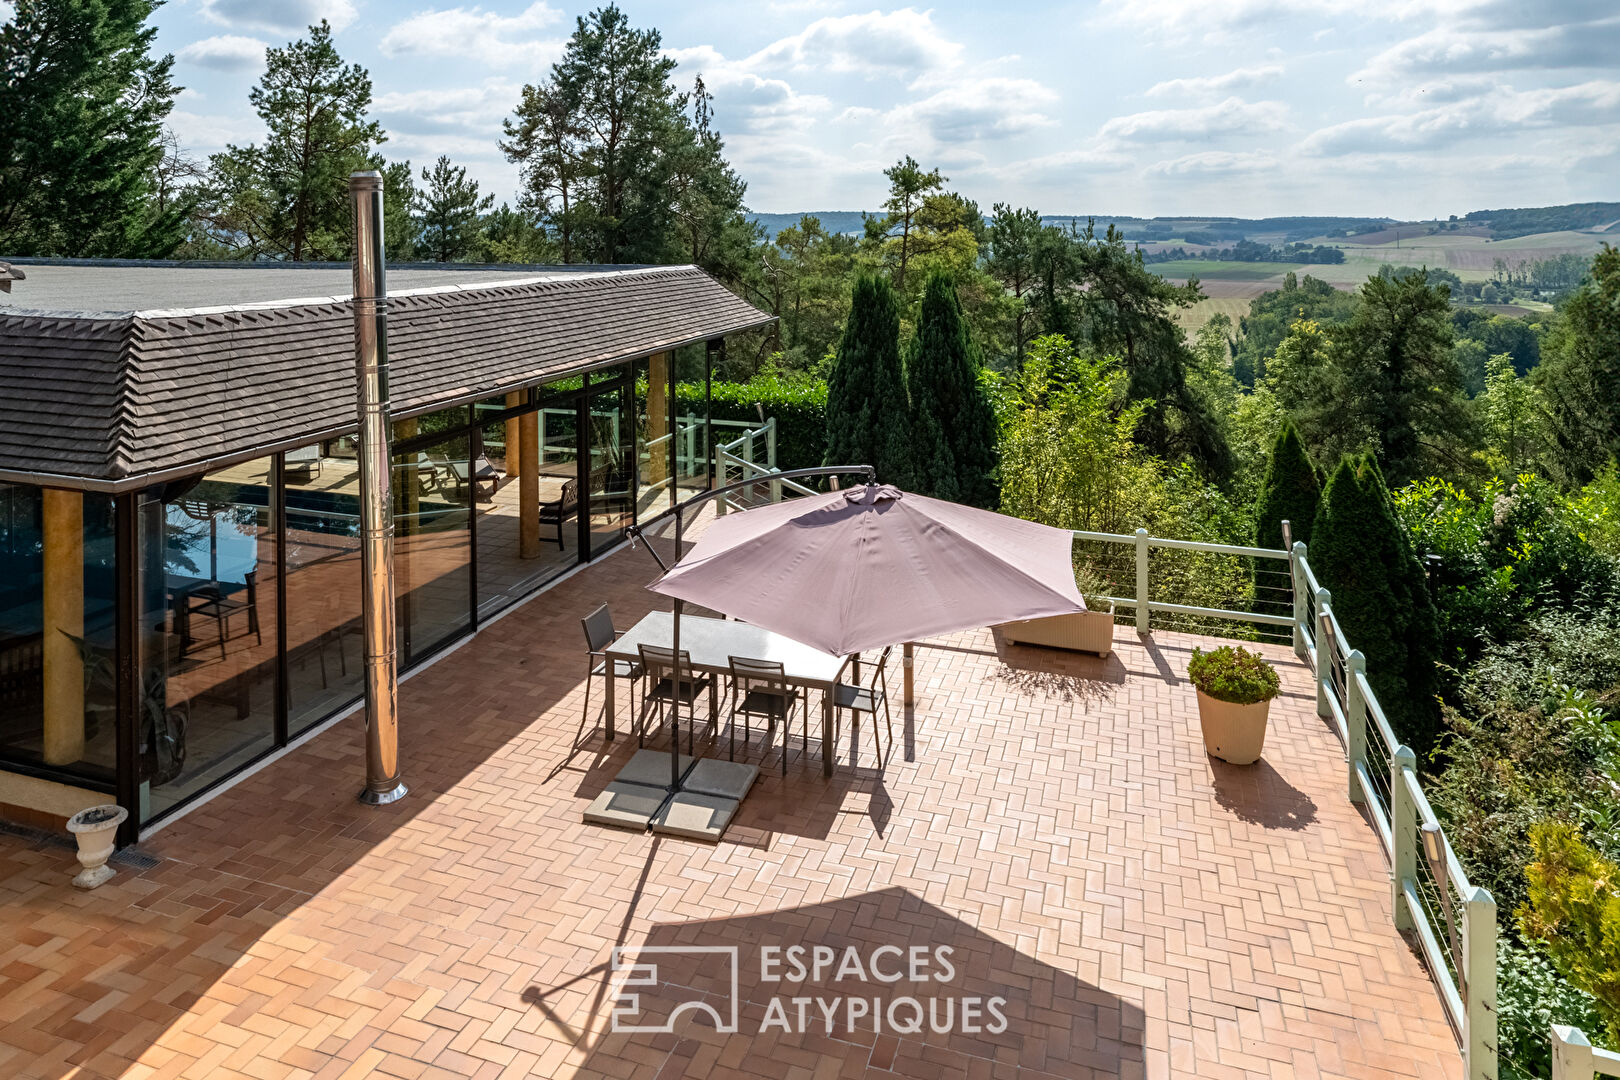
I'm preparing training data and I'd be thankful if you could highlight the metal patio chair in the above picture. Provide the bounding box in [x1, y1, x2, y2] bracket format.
[832, 645, 895, 769]
[636, 643, 714, 754]
[578, 605, 643, 749]
[726, 655, 801, 774]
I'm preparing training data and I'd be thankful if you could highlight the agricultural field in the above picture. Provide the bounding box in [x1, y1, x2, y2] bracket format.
[1150, 260, 1304, 282]
[1175, 296, 1253, 337]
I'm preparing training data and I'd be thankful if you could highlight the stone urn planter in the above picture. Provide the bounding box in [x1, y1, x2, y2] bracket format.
[999, 600, 1116, 657]
[66, 804, 127, 889]
[1187, 645, 1281, 765]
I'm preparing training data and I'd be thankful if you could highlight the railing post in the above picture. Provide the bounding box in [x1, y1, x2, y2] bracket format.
[714, 444, 728, 515]
[766, 417, 781, 503]
[1392, 745, 1417, 931]
[1134, 528, 1150, 633]
[1346, 649, 1367, 803]
[1551, 1026, 1594, 1080]
[1291, 541, 1308, 659]
[1464, 886, 1498, 1080]
[1315, 589, 1332, 718]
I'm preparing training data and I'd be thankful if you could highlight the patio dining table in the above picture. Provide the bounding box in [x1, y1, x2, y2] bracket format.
[602, 611, 849, 776]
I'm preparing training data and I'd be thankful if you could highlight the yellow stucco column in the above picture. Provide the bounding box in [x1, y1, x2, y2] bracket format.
[647, 352, 670, 487]
[42, 488, 84, 766]
[519, 411, 540, 558]
[504, 392, 523, 478]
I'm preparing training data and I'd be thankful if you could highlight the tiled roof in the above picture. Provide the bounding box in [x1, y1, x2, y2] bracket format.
[0, 265, 772, 488]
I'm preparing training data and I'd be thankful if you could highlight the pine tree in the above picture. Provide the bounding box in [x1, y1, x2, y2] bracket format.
[825, 275, 912, 487]
[0, 0, 184, 256]
[1540, 246, 1620, 485]
[1310, 454, 1442, 755]
[1253, 420, 1321, 551]
[413, 156, 494, 262]
[906, 271, 998, 506]
[199, 21, 384, 260]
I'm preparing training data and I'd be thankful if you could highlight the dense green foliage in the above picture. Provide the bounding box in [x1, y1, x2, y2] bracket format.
[0, 0, 183, 257]
[1466, 202, 1620, 239]
[1497, 936, 1606, 1080]
[1252, 421, 1320, 551]
[1311, 456, 1443, 754]
[675, 375, 828, 472]
[1540, 247, 1620, 485]
[905, 271, 998, 507]
[1187, 645, 1281, 704]
[1522, 822, 1620, 1043]
[824, 275, 912, 486]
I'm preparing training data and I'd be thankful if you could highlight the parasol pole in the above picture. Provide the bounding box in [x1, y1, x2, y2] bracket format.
[670, 511, 684, 791]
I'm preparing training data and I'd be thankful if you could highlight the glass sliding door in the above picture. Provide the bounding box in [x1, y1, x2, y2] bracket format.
[0, 484, 119, 782]
[392, 429, 472, 663]
[136, 459, 279, 823]
[584, 381, 633, 558]
[673, 344, 712, 499]
[284, 436, 364, 735]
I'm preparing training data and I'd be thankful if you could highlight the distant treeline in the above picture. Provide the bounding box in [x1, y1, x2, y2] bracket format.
[1464, 202, 1620, 239]
[1143, 240, 1346, 264]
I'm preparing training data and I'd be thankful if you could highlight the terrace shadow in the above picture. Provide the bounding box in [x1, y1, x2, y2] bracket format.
[530, 884, 1148, 1080]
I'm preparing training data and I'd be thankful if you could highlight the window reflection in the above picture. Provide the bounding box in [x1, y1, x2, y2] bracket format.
[285, 437, 364, 735]
[138, 460, 278, 822]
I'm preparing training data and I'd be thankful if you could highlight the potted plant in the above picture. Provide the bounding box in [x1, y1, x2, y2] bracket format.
[999, 568, 1117, 657]
[66, 804, 127, 889]
[1187, 644, 1281, 764]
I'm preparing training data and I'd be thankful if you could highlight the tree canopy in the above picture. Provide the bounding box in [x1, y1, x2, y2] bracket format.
[0, 0, 183, 257]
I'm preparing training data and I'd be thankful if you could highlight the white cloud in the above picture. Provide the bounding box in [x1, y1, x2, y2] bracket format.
[380, 3, 562, 68]
[375, 80, 521, 139]
[1146, 65, 1284, 100]
[1302, 80, 1620, 155]
[198, 0, 357, 35]
[1354, 18, 1620, 82]
[1099, 97, 1289, 143]
[176, 35, 268, 72]
[666, 45, 830, 136]
[851, 78, 1058, 143]
[745, 8, 962, 81]
[1146, 150, 1278, 175]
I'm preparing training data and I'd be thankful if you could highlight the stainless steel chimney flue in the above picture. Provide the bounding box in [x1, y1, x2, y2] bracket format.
[350, 171, 406, 806]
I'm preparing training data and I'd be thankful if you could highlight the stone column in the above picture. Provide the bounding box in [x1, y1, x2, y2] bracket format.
[41, 488, 84, 766]
[519, 410, 540, 559]
[503, 391, 523, 477]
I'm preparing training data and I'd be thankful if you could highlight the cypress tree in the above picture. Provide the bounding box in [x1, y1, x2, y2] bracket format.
[824, 274, 912, 486]
[0, 0, 184, 257]
[1310, 454, 1442, 755]
[1253, 420, 1321, 551]
[906, 270, 998, 506]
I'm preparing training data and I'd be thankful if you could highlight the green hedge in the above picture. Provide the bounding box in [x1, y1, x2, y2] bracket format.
[676, 375, 828, 472]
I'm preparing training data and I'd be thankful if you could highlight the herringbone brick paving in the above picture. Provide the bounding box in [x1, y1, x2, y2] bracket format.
[0, 526, 1461, 1079]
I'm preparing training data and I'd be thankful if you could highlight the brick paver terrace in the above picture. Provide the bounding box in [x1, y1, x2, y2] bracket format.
[0, 523, 1462, 1080]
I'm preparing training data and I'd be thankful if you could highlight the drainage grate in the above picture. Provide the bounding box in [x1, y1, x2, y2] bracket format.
[0, 818, 161, 870]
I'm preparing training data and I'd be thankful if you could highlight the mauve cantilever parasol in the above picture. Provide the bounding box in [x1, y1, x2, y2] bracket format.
[648, 484, 1085, 657]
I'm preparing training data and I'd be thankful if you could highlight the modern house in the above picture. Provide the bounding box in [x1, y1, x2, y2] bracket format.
[0, 259, 773, 844]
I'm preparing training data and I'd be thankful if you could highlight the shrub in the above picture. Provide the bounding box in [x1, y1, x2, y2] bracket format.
[1521, 821, 1620, 1045]
[1187, 645, 1281, 705]
[1497, 936, 1607, 1080]
[1312, 455, 1443, 755]
[676, 374, 828, 473]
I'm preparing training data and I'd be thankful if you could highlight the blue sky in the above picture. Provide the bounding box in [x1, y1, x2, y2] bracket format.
[148, 0, 1620, 219]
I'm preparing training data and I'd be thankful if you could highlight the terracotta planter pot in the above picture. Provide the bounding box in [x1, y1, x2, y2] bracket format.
[1194, 688, 1271, 765]
[999, 603, 1116, 657]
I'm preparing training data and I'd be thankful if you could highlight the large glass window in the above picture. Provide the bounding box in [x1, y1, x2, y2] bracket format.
[586, 381, 633, 556]
[284, 437, 364, 735]
[137, 459, 279, 822]
[392, 420, 472, 663]
[0, 484, 118, 782]
[673, 344, 712, 499]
